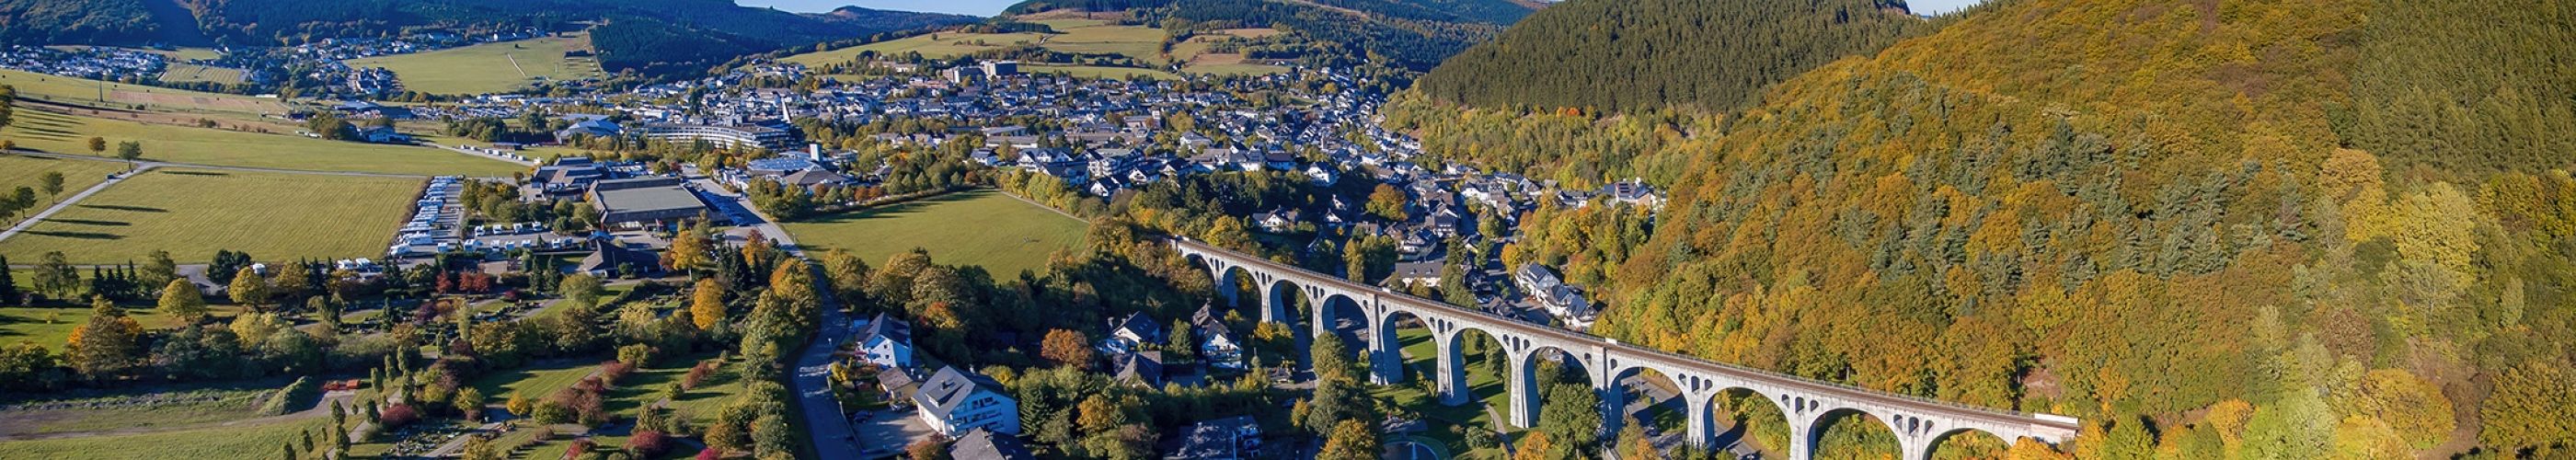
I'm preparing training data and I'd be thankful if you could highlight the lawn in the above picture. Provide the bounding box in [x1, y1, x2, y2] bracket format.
[0, 168, 422, 264]
[0, 155, 126, 214]
[782, 190, 1087, 277]
[0, 68, 286, 121]
[1388, 326, 1514, 458]
[469, 362, 604, 401]
[0, 305, 247, 350]
[0, 414, 337, 459]
[347, 34, 604, 95]
[1, 109, 524, 176]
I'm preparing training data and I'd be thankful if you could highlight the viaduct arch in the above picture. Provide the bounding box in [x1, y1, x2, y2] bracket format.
[1176, 238, 2079, 460]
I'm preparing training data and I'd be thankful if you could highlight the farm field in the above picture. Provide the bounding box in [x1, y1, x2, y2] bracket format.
[0, 68, 286, 121]
[786, 31, 1050, 65]
[0, 384, 276, 436]
[347, 34, 604, 95]
[0, 414, 337, 459]
[1, 109, 523, 176]
[0, 168, 421, 264]
[158, 63, 247, 85]
[1182, 62, 1291, 76]
[783, 190, 1087, 277]
[0, 155, 126, 215]
[1025, 64, 1180, 81]
[779, 19, 1286, 78]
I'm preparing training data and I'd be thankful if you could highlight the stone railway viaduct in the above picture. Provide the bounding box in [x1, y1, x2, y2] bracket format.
[1173, 238, 2080, 460]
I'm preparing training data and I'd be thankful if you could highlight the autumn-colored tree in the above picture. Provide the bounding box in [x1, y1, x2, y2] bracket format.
[691, 278, 726, 331]
[229, 270, 270, 308]
[1364, 183, 1409, 222]
[2480, 362, 2575, 450]
[453, 387, 486, 421]
[1041, 328, 1095, 369]
[156, 279, 206, 319]
[65, 296, 142, 381]
[1512, 431, 1556, 460]
[506, 391, 533, 418]
[664, 222, 715, 270]
[86, 136, 105, 155]
[1318, 420, 1380, 460]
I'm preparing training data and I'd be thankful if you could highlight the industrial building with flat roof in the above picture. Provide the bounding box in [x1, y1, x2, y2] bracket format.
[641, 123, 795, 151]
[589, 178, 711, 227]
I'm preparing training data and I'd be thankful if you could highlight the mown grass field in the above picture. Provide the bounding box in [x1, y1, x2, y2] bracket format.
[0, 168, 420, 264]
[0, 414, 337, 459]
[783, 190, 1087, 277]
[0, 155, 125, 214]
[347, 34, 604, 95]
[0, 68, 285, 121]
[1, 109, 523, 176]
[781, 19, 1283, 79]
[158, 63, 247, 85]
[0, 384, 274, 436]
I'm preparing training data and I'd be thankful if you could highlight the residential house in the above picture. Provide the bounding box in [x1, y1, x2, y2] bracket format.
[1113, 351, 1165, 388]
[1191, 305, 1246, 371]
[878, 367, 919, 408]
[913, 366, 1020, 436]
[1254, 208, 1302, 234]
[950, 427, 1037, 460]
[1102, 313, 1165, 355]
[857, 313, 914, 370]
[1167, 416, 1259, 460]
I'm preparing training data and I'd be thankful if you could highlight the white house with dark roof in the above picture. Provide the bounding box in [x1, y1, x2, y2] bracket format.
[1191, 305, 1246, 371]
[857, 313, 914, 370]
[1102, 312, 1165, 355]
[912, 366, 1019, 436]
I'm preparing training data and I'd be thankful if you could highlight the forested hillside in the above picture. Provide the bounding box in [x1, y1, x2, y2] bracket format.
[0, 0, 160, 45]
[3, 0, 974, 75]
[1414, 0, 1923, 111]
[1390, 0, 2576, 457]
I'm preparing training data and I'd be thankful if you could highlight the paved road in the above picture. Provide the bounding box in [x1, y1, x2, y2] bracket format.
[681, 167, 800, 253]
[788, 261, 859, 458]
[0, 163, 151, 243]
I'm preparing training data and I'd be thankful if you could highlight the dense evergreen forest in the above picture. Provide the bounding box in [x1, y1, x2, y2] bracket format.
[1388, 0, 2576, 457]
[1415, 0, 1924, 112]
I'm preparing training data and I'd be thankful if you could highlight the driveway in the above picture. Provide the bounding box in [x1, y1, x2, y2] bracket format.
[850, 407, 936, 458]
